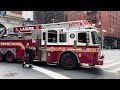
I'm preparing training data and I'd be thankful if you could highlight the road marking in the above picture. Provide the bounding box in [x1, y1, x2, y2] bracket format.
[101, 62, 120, 68]
[104, 60, 119, 64]
[109, 67, 120, 73]
[104, 60, 113, 63]
[32, 65, 71, 79]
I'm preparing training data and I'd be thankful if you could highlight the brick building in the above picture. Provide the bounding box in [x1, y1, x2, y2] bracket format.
[66, 11, 120, 48]
[65, 11, 87, 21]
[96, 11, 120, 48]
[33, 11, 120, 48]
[33, 11, 65, 24]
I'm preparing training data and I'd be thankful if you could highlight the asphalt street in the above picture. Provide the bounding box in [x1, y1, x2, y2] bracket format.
[1, 49, 120, 79]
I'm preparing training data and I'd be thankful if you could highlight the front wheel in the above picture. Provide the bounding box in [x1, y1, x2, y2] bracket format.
[61, 53, 78, 70]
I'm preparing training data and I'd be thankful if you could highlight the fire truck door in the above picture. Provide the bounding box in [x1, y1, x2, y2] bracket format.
[35, 37, 40, 59]
[77, 32, 92, 64]
[46, 30, 58, 63]
[40, 31, 47, 62]
[32, 29, 42, 60]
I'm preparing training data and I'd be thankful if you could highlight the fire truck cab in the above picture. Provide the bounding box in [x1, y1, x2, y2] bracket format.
[32, 20, 104, 69]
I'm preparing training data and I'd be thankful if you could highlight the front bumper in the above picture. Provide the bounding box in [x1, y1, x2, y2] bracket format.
[94, 55, 104, 65]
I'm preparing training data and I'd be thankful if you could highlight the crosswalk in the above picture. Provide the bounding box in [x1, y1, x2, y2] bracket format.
[97, 60, 120, 73]
[95, 50, 120, 73]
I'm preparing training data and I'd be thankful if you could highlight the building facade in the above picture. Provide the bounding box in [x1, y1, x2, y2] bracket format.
[66, 11, 87, 21]
[33, 11, 120, 48]
[33, 11, 65, 24]
[0, 11, 24, 29]
[66, 11, 120, 48]
[95, 11, 120, 48]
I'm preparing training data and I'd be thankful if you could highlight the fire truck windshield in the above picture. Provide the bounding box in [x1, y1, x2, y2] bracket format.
[91, 31, 99, 44]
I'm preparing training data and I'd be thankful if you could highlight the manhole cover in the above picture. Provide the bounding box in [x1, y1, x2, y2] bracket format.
[3, 73, 18, 77]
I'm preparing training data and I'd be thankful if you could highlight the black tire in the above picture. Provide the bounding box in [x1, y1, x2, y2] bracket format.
[89, 64, 95, 66]
[29, 65, 33, 68]
[22, 62, 25, 68]
[5, 51, 15, 63]
[61, 53, 78, 70]
[0, 52, 4, 62]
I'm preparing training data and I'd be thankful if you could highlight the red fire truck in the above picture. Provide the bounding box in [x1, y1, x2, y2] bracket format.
[0, 25, 40, 63]
[0, 20, 104, 69]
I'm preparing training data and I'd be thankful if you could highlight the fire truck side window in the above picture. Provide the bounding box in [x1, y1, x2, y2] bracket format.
[78, 32, 87, 43]
[48, 30, 57, 43]
[43, 32, 46, 40]
[59, 33, 66, 42]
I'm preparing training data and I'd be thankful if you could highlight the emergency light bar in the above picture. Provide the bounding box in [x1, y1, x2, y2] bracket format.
[41, 20, 94, 29]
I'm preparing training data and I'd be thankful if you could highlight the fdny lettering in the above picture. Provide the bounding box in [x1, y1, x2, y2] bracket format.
[0, 42, 11, 46]
[0, 42, 25, 50]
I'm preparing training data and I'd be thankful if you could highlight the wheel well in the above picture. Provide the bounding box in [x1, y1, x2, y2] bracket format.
[59, 51, 78, 64]
[5, 51, 15, 57]
[5, 51, 12, 55]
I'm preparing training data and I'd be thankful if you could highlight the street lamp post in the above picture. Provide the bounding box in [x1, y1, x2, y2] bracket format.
[98, 21, 101, 48]
[102, 30, 106, 50]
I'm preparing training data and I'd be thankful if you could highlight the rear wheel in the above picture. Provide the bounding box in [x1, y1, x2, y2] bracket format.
[0, 52, 4, 62]
[61, 53, 78, 70]
[5, 51, 15, 63]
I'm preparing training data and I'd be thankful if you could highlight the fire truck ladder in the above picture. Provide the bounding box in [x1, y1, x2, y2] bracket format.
[40, 20, 94, 29]
[0, 28, 6, 38]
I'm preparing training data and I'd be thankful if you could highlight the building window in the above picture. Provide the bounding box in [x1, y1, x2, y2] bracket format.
[7, 19, 10, 22]
[0, 11, 6, 15]
[98, 12, 101, 19]
[109, 14, 111, 18]
[109, 11, 111, 15]
[84, 16, 86, 19]
[19, 22, 22, 24]
[110, 20, 111, 28]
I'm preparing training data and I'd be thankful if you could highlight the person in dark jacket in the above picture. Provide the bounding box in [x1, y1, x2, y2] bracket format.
[22, 43, 33, 68]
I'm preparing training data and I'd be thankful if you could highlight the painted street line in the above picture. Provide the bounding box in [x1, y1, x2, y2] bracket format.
[101, 62, 120, 69]
[109, 67, 120, 73]
[32, 65, 71, 79]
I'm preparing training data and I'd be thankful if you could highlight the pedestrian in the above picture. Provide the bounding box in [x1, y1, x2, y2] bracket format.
[22, 43, 33, 68]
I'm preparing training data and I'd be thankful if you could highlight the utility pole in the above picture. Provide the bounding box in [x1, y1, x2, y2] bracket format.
[102, 30, 106, 50]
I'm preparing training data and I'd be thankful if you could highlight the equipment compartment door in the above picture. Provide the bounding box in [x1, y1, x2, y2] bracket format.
[40, 31, 47, 62]
[35, 38, 40, 59]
